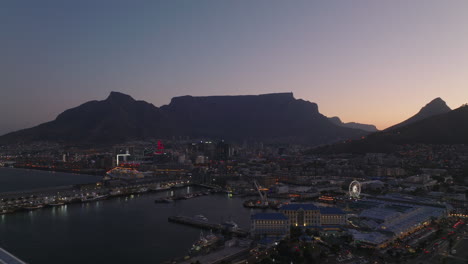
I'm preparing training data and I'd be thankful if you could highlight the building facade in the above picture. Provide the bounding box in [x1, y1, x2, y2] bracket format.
[251, 213, 290, 237]
[280, 204, 346, 227]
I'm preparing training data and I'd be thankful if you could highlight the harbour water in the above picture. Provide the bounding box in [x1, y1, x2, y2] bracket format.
[0, 168, 254, 264]
[0, 167, 102, 192]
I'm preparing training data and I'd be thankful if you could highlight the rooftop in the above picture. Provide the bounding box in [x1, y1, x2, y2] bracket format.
[280, 203, 318, 211]
[251, 213, 288, 221]
[320, 207, 346, 215]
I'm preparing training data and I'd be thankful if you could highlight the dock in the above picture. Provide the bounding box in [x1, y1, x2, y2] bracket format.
[178, 246, 250, 264]
[0, 247, 27, 264]
[0, 179, 191, 215]
[168, 216, 249, 237]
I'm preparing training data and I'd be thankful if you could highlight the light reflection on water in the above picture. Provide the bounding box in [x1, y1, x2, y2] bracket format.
[0, 186, 257, 264]
[0, 166, 266, 264]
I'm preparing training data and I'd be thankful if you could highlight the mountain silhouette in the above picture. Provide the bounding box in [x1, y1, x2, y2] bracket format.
[328, 117, 378, 132]
[314, 103, 468, 154]
[386, 97, 451, 130]
[0, 92, 367, 145]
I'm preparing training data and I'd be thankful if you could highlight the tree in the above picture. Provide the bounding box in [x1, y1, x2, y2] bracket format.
[290, 226, 303, 240]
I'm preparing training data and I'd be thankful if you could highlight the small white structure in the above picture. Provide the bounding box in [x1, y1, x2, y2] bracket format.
[116, 149, 130, 166]
[349, 180, 361, 199]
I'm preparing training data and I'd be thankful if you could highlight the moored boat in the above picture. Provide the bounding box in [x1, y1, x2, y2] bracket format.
[154, 197, 174, 203]
[23, 203, 45, 210]
[81, 194, 109, 202]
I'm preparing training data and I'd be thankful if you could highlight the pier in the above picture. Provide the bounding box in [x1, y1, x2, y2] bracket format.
[168, 215, 249, 237]
[0, 247, 27, 264]
[0, 179, 191, 215]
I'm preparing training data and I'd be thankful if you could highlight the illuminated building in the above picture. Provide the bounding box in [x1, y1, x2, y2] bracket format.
[251, 213, 290, 237]
[280, 203, 346, 227]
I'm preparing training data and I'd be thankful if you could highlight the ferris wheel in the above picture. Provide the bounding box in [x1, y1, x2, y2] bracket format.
[349, 180, 361, 199]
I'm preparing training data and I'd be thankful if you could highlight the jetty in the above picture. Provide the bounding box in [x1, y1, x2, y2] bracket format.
[168, 215, 249, 237]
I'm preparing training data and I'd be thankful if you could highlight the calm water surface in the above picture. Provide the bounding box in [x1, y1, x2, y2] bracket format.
[0, 168, 254, 264]
[0, 167, 102, 192]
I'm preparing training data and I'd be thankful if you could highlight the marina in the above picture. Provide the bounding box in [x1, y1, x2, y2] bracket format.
[0, 168, 255, 264]
[0, 176, 193, 215]
[155, 190, 218, 203]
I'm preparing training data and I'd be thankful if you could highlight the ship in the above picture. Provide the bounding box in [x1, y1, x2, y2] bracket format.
[48, 199, 66, 206]
[48, 201, 65, 206]
[243, 200, 269, 209]
[106, 167, 144, 180]
[189, 231, 220, 254]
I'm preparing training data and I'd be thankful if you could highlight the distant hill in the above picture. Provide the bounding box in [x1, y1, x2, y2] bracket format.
[0, 92, 367, 145]
[386, 97, 451, 130]
[314, 104, 468, 154]
[328, 116, 378, 132]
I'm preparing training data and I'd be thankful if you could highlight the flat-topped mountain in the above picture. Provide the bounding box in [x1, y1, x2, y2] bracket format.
[0, 92, 367, 145]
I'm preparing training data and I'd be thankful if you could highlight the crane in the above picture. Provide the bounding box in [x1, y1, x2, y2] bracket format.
[253, 180, 268, 206]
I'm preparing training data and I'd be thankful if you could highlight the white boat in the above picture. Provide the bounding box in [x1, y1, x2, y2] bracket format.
[110, 189, 122, 196]
[194, 214, 208, 222]
[137, 187, 149, 193]
[222, 220, 239, 231]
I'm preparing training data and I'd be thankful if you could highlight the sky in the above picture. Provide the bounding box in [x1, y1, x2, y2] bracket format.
[1, 0, 468, 135]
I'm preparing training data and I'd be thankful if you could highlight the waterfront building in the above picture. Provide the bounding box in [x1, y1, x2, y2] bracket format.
[320, 207, 347, 226]
[350, 196, 450, 248]
[281, 204, 320, 227]
[250, 213, 290, 237]
[280, 203, 346, 228]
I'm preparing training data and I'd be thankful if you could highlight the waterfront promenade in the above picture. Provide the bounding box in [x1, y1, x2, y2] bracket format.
[0, 178, 192, 214]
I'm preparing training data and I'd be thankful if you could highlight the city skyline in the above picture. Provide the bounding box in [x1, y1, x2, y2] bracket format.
[1, 0, 468, 134]
[2, 2, 468, 264]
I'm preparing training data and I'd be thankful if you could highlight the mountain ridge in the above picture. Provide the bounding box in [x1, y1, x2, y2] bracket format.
[0, 91, 367, 145]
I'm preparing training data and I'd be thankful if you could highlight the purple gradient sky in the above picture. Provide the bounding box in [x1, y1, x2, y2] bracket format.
[1, 0, 467, 135]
